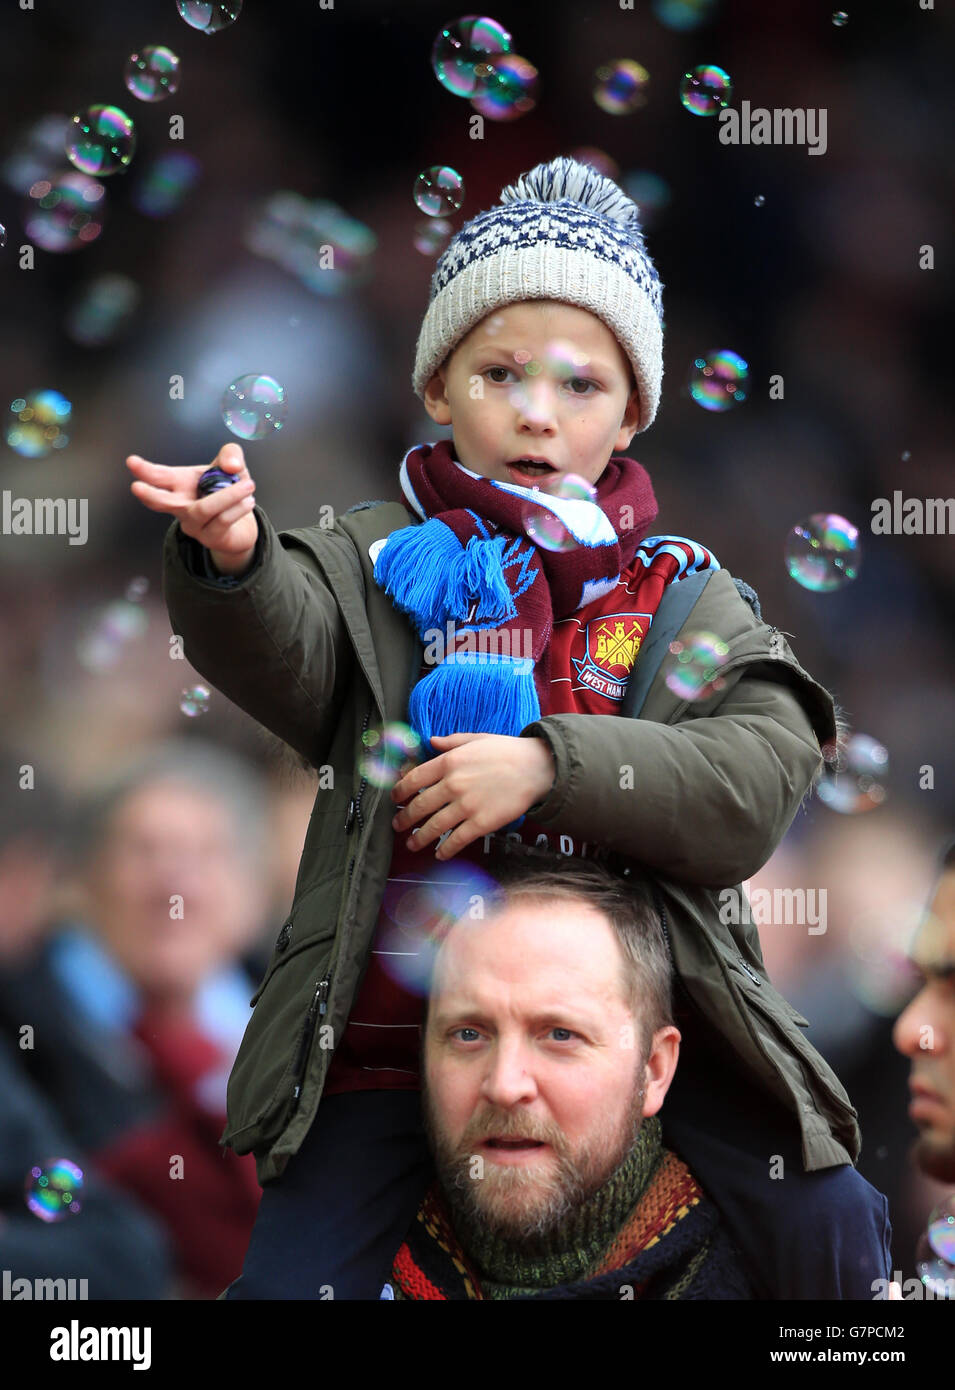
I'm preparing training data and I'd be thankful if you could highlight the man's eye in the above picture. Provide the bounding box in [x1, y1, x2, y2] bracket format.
[549, 1027, 575, 1042]
[453, 1027, 481, 1042]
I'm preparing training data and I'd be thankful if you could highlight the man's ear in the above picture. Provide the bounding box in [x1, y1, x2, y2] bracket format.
[615, 385, 642, 450]
[640, 1024, 681, 1117]
[423, 366, 452, 426]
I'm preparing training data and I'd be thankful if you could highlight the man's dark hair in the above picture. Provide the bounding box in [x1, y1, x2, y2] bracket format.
[427, 850, 673, 1056]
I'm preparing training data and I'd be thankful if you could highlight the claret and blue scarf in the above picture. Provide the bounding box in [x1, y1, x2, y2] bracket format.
[373, 439, 657, 753]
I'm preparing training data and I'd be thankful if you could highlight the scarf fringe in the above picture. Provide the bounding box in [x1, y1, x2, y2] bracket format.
[410, 653, 540, 753]
[374, 520, 516, 634]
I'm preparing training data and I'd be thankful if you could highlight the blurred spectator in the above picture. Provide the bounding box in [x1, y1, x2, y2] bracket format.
[0, 748, 172, 1298]
[0, 739, 270, 1298]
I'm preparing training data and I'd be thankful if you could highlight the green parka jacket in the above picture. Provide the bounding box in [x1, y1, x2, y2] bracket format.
[162, 501, 862, 1186]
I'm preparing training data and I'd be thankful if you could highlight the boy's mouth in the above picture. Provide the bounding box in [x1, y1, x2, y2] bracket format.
[506, 457, 557, 483]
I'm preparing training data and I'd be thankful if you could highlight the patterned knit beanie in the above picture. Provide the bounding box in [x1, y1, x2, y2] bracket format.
[412, 156, 664, 430]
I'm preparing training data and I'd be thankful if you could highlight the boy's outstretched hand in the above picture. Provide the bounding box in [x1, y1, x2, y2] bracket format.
[391, 732, 556, 860]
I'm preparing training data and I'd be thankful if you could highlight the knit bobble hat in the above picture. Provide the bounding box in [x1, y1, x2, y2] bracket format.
[412, 156, 664, 431]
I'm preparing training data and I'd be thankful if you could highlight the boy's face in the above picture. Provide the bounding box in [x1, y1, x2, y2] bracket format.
[423, 300, 642, 490]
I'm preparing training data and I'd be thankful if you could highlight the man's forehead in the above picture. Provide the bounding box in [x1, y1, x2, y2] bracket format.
[912, 874, 955, 972]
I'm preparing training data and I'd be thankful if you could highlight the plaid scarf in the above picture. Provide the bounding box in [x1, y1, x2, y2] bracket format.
[387, 1118, 749, 1301]
[373, 440, 657, 753]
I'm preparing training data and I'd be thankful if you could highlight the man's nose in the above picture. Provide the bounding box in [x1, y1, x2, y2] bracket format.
[479, 1039, 538, 1108]
[893, 989, 935, 1057]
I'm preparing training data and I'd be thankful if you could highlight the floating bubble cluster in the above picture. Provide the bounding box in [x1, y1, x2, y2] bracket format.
[471, 53, 538, 120]
[652, 0, 717, 29]
[360, 723, 423, 789]
[180, 685, 211, 717]
[679, 64, 733, 116]
[124, 46, 181, 102]
[431, 16, 512, 98]
[785, 513, 860, 592]
[246, 193, 376, 296]
[132, 151, 201, 219]
[817, 732, 888, 813]
[413, 217, 453, 257]
[666, 632, 729, 700]
[66, 105, 136, 177]
[413, 166, 465, 218]
[221, 374, 287, 440]
[66, 273, 140, 347]
[521, 473, 600, 553]
[593, 60, 650, 115]
[25, 1160, 84, 1222]
[25, 172, 106, 252]
[688, 349, 749, 412]
[376, 862, 498, 996]
[176, 1, 242, 33]
[7, 390, 72, 457]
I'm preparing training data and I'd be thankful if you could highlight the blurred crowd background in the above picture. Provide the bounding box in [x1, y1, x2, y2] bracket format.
[0, 0, 952, 1297]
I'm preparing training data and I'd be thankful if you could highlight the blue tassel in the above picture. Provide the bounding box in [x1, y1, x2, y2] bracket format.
[373, 519, 460, 636]
[443, 534, 516, 623]
[409, 653, 540, 756]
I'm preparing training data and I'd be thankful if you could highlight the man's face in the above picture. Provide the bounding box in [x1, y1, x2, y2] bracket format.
[893, 869, 955, 1181]
[423, 300, 641, 490]
[423, 899, 679, 1240]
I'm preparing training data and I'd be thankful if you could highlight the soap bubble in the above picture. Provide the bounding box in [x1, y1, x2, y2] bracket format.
[245, 193, 376, 296]
[176, 1, 242, 33]
[0, 224, 5, 248]
[901, 450, 911, 462]
[180, 685, 210, 717]
[846, 899, 924, 1016]
[915, 1234, 955, 1298]
[928, 1196, 955, 1264]
[689, 350, 749, 412]
[25, 1160, 84, 1223]
[413, 166, 465, 218]
[132, 151, 201, 218]
[665, 632, 729, 700]
[471, 54, 538, 121]
[431, 16, 512, 99]
[413, 218, 453, 256]
[76, 598, 148, 672]
[377, 863, 498, 995]
[754, 194, 765, 207]
[785, 513, 860, 592]
[521, 473, 600, 553]
[679, 64, 733, 116]
[25, 171, 106, 252]
[221, 374, 287, 440]
[593, 60, 650, 115]
[652, 0, 717, 29]
[66, 273, 140, 347]
[817, 732, 887, 813]
[125, 576, 149, 602]
[832, 11, 848, 25]
[2, 114, 71, 194]
[360, 723, 423, 789]
[7, 389, 72, 457]
[124, 46, 181, 102]
[621, 170, 671, 229]
[66, 105, 136, 176]
[568, 148, 620, 180]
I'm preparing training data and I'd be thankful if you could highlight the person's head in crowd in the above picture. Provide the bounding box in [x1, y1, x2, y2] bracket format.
[421, 856, 680, 1242]
[67, 738, 269, 1010]
[893, 837, 955, 1182]
[0, 750, 64, 965]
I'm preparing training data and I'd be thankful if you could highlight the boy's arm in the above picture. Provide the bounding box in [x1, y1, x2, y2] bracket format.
[520, 675, 824, 886]
[162, 504, 353, 768]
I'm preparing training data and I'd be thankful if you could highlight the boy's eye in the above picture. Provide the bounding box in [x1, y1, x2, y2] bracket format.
[563, 377, 596, 395]
[485, 366, 515, 383]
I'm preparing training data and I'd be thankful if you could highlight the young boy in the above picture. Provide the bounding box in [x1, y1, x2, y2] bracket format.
[128, 157, 889, 1299]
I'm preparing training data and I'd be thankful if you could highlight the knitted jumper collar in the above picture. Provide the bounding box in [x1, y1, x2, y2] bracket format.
[372, 439, 658, 754]
[444, 1116, 664, 1298]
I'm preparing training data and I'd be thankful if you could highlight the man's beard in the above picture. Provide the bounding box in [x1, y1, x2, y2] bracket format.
[913, 1132, 955, 1183]
[423, 1067, 647, 1246]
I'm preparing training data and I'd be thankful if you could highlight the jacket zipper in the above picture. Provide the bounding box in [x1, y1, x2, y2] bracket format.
[346, 710, 371, 878]
[290, 973, 331, 1103]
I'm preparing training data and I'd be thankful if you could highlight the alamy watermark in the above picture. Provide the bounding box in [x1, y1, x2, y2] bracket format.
[2, 490, 88, 545]
[871, 492, 955, 535]
[3, 1269, 89, 1299]
[719, 101, 827, 156]
[718, 881, 827, 935]
[422, 622, 535, 665]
